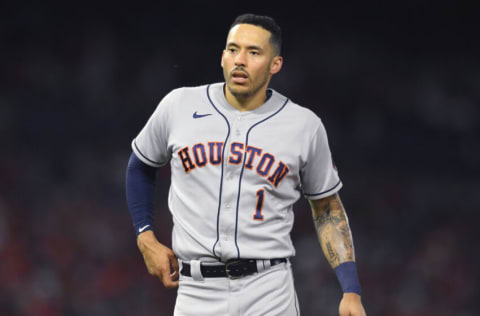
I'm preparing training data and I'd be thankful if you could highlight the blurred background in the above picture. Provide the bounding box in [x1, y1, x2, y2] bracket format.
[1, 1, 479, 315]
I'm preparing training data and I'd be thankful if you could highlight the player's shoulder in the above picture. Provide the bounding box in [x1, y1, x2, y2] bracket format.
[155, 84, 212, 114]
[164, 83, 211, 100]
[273, 90, 324, 128]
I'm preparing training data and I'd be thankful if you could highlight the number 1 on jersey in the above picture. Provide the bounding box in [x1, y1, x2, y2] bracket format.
[253, 189, 265, 220]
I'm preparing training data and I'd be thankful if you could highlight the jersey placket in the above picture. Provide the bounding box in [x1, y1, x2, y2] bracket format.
[217, 113, 247, 261]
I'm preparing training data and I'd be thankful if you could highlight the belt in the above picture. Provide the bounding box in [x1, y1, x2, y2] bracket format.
[181, 258, 287, 279]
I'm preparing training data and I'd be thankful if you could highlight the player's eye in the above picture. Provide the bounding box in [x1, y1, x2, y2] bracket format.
[228, 48, 237, 53]
[250, 51, 259, 55]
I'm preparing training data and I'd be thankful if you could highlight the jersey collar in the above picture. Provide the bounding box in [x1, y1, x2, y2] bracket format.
[208, 82, 287, 117]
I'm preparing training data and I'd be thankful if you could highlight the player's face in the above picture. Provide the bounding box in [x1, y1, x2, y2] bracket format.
[221, 24, 282, 99]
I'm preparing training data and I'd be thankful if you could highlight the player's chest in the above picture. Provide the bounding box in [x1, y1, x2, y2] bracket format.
[168, 113, 302, 178]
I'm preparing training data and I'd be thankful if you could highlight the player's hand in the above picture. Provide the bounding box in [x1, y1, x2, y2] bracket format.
[137, 231, 179, 288]
[339, 293, 366, 316]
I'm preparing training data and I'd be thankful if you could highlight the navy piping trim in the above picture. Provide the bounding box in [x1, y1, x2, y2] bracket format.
[133, 140, 162, 166]
[234, 97, 289, 259]
[304, 179, 342, 197]
[206, 84, 231, 258]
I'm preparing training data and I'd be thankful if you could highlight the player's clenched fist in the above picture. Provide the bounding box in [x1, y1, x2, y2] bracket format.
[339, 293, 366, 316]
[137, 230, 179, 288]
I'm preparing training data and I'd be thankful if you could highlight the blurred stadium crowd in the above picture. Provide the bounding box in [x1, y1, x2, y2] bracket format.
[1, 3, 479, 316]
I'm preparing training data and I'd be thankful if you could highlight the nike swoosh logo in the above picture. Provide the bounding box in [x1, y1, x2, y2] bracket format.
[139, 225, 150, 233]
[193, 112, 212, 119]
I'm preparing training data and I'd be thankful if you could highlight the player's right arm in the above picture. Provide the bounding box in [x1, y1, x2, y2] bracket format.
[126, 152, 179, 288]
[126, 89, 180, 287]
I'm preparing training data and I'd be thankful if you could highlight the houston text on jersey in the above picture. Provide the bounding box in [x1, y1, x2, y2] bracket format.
[177, 141, 289, 188]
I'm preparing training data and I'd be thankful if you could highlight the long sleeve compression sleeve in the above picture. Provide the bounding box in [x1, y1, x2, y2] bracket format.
[126, 152, 158, 236]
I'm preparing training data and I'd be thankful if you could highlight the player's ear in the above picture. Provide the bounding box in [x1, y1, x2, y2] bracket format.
[270, 56, 283, 75]
[221, 50, 225, 68]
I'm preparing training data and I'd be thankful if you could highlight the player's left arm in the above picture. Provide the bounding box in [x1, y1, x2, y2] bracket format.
[310, 193, 366, 316]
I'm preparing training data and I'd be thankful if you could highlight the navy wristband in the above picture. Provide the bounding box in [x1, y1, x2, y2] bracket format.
[334, 261, 361, 295]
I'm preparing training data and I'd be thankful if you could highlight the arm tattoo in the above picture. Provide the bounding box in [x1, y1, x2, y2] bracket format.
[326, 241, 336, 261]
[311, 194, 355, 268]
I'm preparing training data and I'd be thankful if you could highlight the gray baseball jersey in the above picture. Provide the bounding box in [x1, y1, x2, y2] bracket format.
[132, 82, 341, 263]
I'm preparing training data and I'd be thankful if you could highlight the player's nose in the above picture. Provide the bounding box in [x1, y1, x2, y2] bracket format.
[234, 50, 247, 66]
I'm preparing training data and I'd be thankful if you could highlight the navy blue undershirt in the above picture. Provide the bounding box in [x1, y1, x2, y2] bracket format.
[125, 152, 158, 235]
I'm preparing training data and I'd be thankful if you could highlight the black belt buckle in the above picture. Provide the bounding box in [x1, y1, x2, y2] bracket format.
[225, 260, 249, 279]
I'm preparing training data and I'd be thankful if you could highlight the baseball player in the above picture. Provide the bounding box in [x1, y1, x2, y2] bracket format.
[126, 14, 366, 316]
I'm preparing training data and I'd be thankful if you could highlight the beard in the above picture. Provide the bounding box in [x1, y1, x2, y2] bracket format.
[223, 66, 271, 100]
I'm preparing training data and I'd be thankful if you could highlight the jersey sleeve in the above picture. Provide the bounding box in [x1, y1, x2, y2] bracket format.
[300, 119, 342, 200]
[132, 90, 176, 167]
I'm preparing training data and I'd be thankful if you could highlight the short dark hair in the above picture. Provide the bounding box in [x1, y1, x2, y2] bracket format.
[230, 13, 282, 55]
